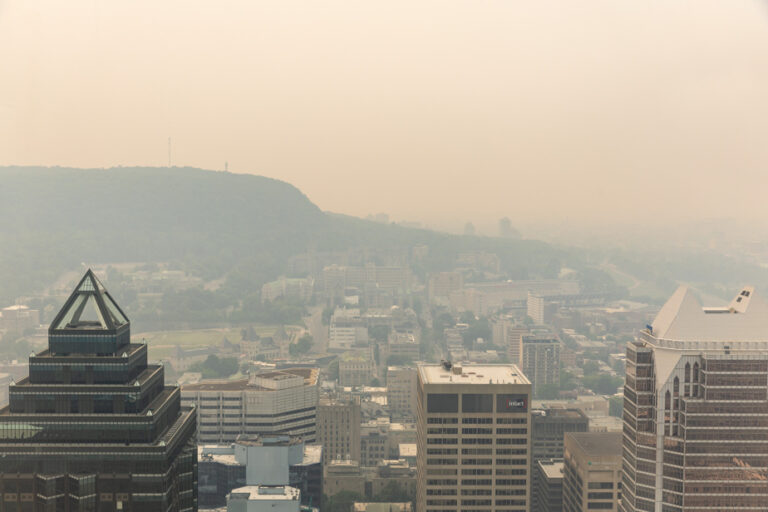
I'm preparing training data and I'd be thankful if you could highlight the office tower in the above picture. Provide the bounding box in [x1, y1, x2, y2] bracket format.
[531, 408, 589, 508]
[0, 270, 198, 511]
[534, 459, 564, 512]
[621, 286, 768, 512]
[316, 398, 362, 464]
[416, 363, 532, 512]
[387, 366, 418, 420]
[563, 432, 622, 512]
[197, 435, 322, 508]
[181, 368, 318, 444]
[522, 335, 560, 397]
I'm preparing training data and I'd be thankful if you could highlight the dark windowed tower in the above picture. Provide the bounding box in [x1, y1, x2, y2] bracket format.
[0, 270, 198, 512]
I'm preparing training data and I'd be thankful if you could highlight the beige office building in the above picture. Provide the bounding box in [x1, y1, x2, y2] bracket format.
[417, 363, 532, 512]
[387, 366, 418, 420]
[563, 432, 622, 512]
[317, 398, 361, 464]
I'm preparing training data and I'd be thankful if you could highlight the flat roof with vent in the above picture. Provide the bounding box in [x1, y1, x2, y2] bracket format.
[418, 363, 529, 385]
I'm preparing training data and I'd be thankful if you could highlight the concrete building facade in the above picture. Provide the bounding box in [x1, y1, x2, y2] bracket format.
[181, 368, 319, 443]
[417, 363, 532, 512]
[522, 335, 560, 397]
[316, 398, 362, 464]
[563, 432, 622, 512]
[387, 366, 418, 420]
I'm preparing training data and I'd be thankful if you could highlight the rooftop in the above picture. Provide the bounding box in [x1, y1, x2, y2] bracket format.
[566, 432, 622, 458]
[419, 363, 529, 385]
[182, 368, 317, 391]
[650, 285, 768, 342]
[537, 459, 565, 480]
[229, 485, 300, 501]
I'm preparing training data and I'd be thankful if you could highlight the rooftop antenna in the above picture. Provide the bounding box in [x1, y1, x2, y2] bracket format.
[167, 137, 172, 167]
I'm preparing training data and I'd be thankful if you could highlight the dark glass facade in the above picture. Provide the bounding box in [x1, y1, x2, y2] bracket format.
[0, 270, 197, 512]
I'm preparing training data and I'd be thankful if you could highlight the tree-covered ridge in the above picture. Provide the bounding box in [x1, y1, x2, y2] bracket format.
[0, 166, 577, 307]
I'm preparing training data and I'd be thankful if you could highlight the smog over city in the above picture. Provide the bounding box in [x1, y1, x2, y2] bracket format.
[1, 2, 768, 511]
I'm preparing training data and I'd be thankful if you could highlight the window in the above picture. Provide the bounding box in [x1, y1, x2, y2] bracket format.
[428, 394, 458, 413]
[462, 393, 493, 413]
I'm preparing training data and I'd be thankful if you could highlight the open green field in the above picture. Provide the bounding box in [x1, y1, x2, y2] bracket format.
[136, 326, 281, 360]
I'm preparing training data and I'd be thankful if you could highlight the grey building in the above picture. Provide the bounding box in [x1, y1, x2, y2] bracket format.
[534, 459, 564, 512]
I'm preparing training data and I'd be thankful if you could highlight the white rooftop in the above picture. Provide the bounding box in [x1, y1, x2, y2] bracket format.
[229, 485, 300, 501]
[419, 363, 530, 385]
[650, 285, 768, 342]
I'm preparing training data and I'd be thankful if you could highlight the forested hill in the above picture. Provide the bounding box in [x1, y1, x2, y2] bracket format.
[0, 166, 582, 304]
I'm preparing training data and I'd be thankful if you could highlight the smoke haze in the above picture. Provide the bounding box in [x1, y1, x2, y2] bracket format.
[2, 0, 767, 228]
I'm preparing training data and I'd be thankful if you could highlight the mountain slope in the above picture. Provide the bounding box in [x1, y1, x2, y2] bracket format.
[0, 166, 572, 303]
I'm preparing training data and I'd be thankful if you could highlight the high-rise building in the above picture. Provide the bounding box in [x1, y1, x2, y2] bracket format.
[0, 270, 198, 511]
[534, 459, 564, 512]
[416, 363, 532, 512]
[522, 335, 560, 397]
[181, 368, 318, 444]
[563, 432, 622, 512]
[387, 366, 418, 420]
[316, 398, 362, 464]
[621, 286, 768, 512]
[531, 408, 589, 505]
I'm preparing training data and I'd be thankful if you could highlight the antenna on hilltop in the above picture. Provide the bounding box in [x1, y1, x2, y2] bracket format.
[225, 161, 228, 172]
[167, 137, 172, 167]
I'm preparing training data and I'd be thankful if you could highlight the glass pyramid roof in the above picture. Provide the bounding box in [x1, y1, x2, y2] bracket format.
[50, 269, 129, 331]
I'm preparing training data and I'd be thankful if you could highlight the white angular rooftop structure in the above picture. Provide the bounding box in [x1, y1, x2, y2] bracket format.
[649, 285, 768, 343]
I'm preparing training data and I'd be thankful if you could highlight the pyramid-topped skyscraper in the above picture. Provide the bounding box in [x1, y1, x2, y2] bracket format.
[0, 270, 198, 511]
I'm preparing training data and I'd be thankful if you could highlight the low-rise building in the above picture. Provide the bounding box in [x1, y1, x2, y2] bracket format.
[339, 351, 375, 387]
[181, 368, 319, 443]
[226, 485, 301, 512]
[387, 332, 419, 361]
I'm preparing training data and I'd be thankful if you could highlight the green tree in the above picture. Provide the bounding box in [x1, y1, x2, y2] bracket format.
[327, 360, 339, 381]
[322, 491, 364, 512]
[373, 480, 415, 503]
[370, 377, 381, 387]
[369, 325, 390, 343]
[189, 355, 239, 379]
[289, 334, 313, 356]
[387, 354, 413, 366]
[536, 383, 560, 400]
[609, 395, 623, 417]
[583, 374, 624, 395]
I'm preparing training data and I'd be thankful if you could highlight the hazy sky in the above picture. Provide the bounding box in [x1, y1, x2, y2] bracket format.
[2, 1, 768, 230]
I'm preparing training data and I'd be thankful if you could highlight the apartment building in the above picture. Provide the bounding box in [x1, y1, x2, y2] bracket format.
[316, 398, 362, 464]
[387, 366, 418, 420]
[181, 368, 319, 443]
[417, 363, 532, 512]
[522, 335, 560, 397]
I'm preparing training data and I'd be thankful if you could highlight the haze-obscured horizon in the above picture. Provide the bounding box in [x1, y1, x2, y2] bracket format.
[2, 0, 768, 230]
